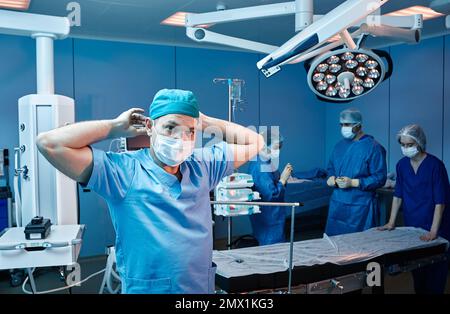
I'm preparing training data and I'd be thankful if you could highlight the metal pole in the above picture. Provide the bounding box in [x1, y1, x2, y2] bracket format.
[228, 79, 233, 122]
[227, 79, 232, 250]
[227, 217, 232, 250]
[211, 201, 301, 207]
[295, 0, 313, 32]
[288, 205, 296, 294]
[35, 35, 55, 95]
[27, 268, 37, 294]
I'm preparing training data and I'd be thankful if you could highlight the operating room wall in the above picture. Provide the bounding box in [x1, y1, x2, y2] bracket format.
[326, 35, 450, 177]
[0, 35, 327, 256]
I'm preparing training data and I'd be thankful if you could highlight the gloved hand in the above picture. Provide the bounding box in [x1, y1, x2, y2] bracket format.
[280, 163, 293, 186]
[335, 177, 360, 189]
[326, 176, 336, 187]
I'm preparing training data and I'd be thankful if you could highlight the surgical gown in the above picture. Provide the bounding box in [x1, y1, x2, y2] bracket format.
[85, 142, 234, 294]
[394, 154, 450, 294]
[326, 135, 387, 236]
[249, 157, 286, 245]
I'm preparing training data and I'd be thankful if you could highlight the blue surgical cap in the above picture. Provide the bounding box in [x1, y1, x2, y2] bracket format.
[340, 108, 362, 124]
[397, 124, 427, 151]
[149, 89, 200, 120]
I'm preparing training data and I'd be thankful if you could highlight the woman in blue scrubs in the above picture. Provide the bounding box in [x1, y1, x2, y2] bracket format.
[326, 108, 387, 236]
[380, 124, 450, 294]
[249, 130, 293, 245]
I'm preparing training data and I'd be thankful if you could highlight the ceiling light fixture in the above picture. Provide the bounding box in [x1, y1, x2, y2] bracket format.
[386, 5, 444, 20]
[162, 12, 211, 28]
[0, 0, 30, 10]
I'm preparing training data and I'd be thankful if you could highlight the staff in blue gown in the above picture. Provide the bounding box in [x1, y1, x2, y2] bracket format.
[379, 124, 450, 294]
[249, 130, 293, 245]
[326, 108, 387, 236]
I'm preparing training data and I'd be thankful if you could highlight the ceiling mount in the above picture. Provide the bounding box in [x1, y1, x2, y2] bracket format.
[183, 0, 421, 102]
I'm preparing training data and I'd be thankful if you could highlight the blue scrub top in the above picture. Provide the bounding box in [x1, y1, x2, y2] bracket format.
[394, 154, 450, 240]
[86, 142, 234, 294]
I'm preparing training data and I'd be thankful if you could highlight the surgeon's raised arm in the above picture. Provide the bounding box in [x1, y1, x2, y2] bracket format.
[36, 108, 147, 184]
[199, 113, 264, 168]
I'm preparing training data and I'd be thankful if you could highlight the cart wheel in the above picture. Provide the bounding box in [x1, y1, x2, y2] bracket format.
[10, 271, 24, 287]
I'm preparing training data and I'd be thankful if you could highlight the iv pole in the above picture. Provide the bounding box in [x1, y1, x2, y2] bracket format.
[213, 78, 245, 250]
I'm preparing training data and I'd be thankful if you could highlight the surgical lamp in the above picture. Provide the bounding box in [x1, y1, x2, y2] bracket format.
[306, 48, 392, 101]
[184, 0, 423, 102]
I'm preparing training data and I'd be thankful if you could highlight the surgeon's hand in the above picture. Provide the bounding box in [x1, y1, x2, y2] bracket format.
[280, 163, 293, 186]
[336, 177, 360, 189]
[420, 231, 438, 242]
[111, 108, 148, 138]
[327, 176, 336, 187]
[336, 176, 352, 189]
[378, 222, 395, 231]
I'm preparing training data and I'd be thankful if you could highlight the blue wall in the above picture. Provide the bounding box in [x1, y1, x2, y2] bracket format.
[325, 36, 450, 175]
[0, 36, 327, 256]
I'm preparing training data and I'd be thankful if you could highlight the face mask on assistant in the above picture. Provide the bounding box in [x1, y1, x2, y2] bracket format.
[401, 146, 419, 158]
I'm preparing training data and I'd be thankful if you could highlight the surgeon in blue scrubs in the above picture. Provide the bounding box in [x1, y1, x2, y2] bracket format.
[326, 108, 387, 236]
[249, 130, 293, 245]
[36, 89, 264, 294]
[379, 124, 450, 294]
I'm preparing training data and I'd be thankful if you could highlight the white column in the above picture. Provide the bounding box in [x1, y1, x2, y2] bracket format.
[295, 0, 314, 32]
[34, 34, 55, 95]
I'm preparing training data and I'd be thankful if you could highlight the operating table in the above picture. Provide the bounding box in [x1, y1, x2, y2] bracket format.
[213, 227, 449, 294]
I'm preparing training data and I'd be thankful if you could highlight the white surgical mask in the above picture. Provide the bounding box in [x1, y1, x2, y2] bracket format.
[152, 128, 195, 166]
[341, 126, 356, 139]
[401, 146, 419, 158]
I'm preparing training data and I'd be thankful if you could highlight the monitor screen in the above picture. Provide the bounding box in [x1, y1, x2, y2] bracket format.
[126, 135, 150, 151]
